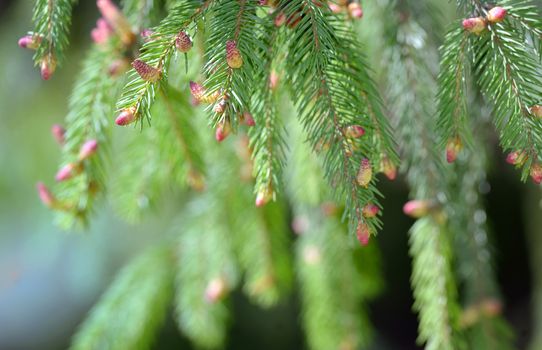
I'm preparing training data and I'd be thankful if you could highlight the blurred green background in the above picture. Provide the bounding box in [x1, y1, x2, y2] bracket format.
[0, 1, 537, 349]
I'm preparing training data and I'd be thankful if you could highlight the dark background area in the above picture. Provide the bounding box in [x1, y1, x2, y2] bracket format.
[0, 1, 535, 349]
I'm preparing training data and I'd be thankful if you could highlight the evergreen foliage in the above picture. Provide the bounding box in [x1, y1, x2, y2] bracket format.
[20, 0, 542, 349]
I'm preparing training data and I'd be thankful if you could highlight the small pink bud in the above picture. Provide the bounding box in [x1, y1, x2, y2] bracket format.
[403, 200, 431, 218]
[37, 182, 56, 207]
[40, 56, 56, 80]
[345, 125, 365, 138]
[115, 107, 137, 126]
[446, 136, 462, 163]
[108, 58, 130, 76]
[175, 31, 192, 53]
[215, 122, 231, 142]
[96, 0, 135, 45]
[530, 163, 542, 184]
[356, 222, 371, 246]
[269, 70, 279, 90]
[91, 18, 113, 44]
[226, 40, 243, 69]
[189, 81, 220, 104]
[132, 59, 161, 82]
[531, 105, 542, 118]
[18, 35, 41, 50]
[380, 156, 397, 181]
[78, 139, 98, 160]
[243, 112, 255, 127]
[356, 158, 372, 188]
[462, 17, 487, 35]
[140, 29, 154, 41]
[348, 3, 363, 19]
[274, 12, 286, 27]
[362, 203, 379, 218]
[329, 3, 342, 13]
[204, 277, 227, 303]
[51, 124, 65, 145]
[506, 150, 527, 166]
[487, 6, 507, 23]
[55, 163, 79, 182]
[255, 187, 272, 207]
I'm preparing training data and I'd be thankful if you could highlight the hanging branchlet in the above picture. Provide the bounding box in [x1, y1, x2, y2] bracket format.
[280, 0, 397, 240]
[25, 0, 75, 79]
[116, 0, 211, 125]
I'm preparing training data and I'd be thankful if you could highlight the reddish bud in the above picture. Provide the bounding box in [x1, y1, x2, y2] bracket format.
[140, 29, 154, 41]
[269, 70, 279, 90]
[175, 31, 192, 53]
[255, 187, 273, 207]
[462, 17, 487, 35]
[189, 81, 220, 104]
[96, 0, 135, 45]
[243, 112, 255, 127]
[356, 222, 371, 246]
[78, 139, 98, 160]
[446, 136, 462, 163]
[132, 59, 161, 82]
[356, 158, 372, 188]
[55, 163, 79, 182]
[531, 105, 542, 118]
[40, 56, 56, 80]
[108, 58, 130, 76]
[487, 6, 507, 23]
[348, 3, 363, 19]
[380, 156, 397, 181]
[91, 18, 113, 44]
[403, 200, 431, 218]
[51, 124, 65, 145]
[18, 35, 41, 50]
[530, 163, 542, 184]
[37, 182, 56, 207]
[226, 40, 243, 69]
[115, 107, 137, 126]
[506, 150, 527, 166]
[345, 125, 365, 138]
[329, 3, 343, 13]
[204, 277, 227, 303]
[362, 203, 379, 218]
[274, 12, 286, 27]
[215, 122, 231, 142]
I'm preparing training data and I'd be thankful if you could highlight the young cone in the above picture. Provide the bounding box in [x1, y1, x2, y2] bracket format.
[531, 105, 542, 118]
[175, 31, 192, 53]
[356, 158, 372, 188]
[487, 7, 507, 23]
[446, 136, 462, 163]
[530, 163, 542, 184]
[462, 17, 487, 35]
[115, 107, 137, 126]
[78, 140, 98, 160]
[132, 59, 161, 82]
[226, 40, 243, 69]
[403, 200, 431, 218]
[362, 203, 379, 218]
[356, 222, 371, 246]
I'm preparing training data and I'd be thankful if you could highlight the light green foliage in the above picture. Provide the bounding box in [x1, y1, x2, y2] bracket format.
[296, 214, 372, 350]
[31, 0, 75, 67]
[54, 44, 121, 228]
[175, 195, 239, 349]
[409, 218, 460, 350]
[121, 0, 163, 29]
[70, 245, 175, 350]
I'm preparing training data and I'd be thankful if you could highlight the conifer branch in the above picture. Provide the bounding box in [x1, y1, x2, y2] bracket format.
[70, 245, 174, 350]
[31, 0, 75, 77]
[295, 212, 372, 350]
[248, 19, 287, 203]
[409, 218, 459, 350]
[281, 1, 396, 239]
[175, 196, 239, 349]
[116, 0, 211, 124]
[53, 44, 121, 228]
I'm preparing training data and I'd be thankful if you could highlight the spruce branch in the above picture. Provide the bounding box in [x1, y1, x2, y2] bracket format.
[70, 245, 174, 350]
[473, 15, 542, 180]
[30, 0, 75, 78]
[409, 218, 460, 350]
[248, 18, 288, 204]
[280, 0, 396, 240]
[52, 44, 121, 228]
[116, 0, 211, 125]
